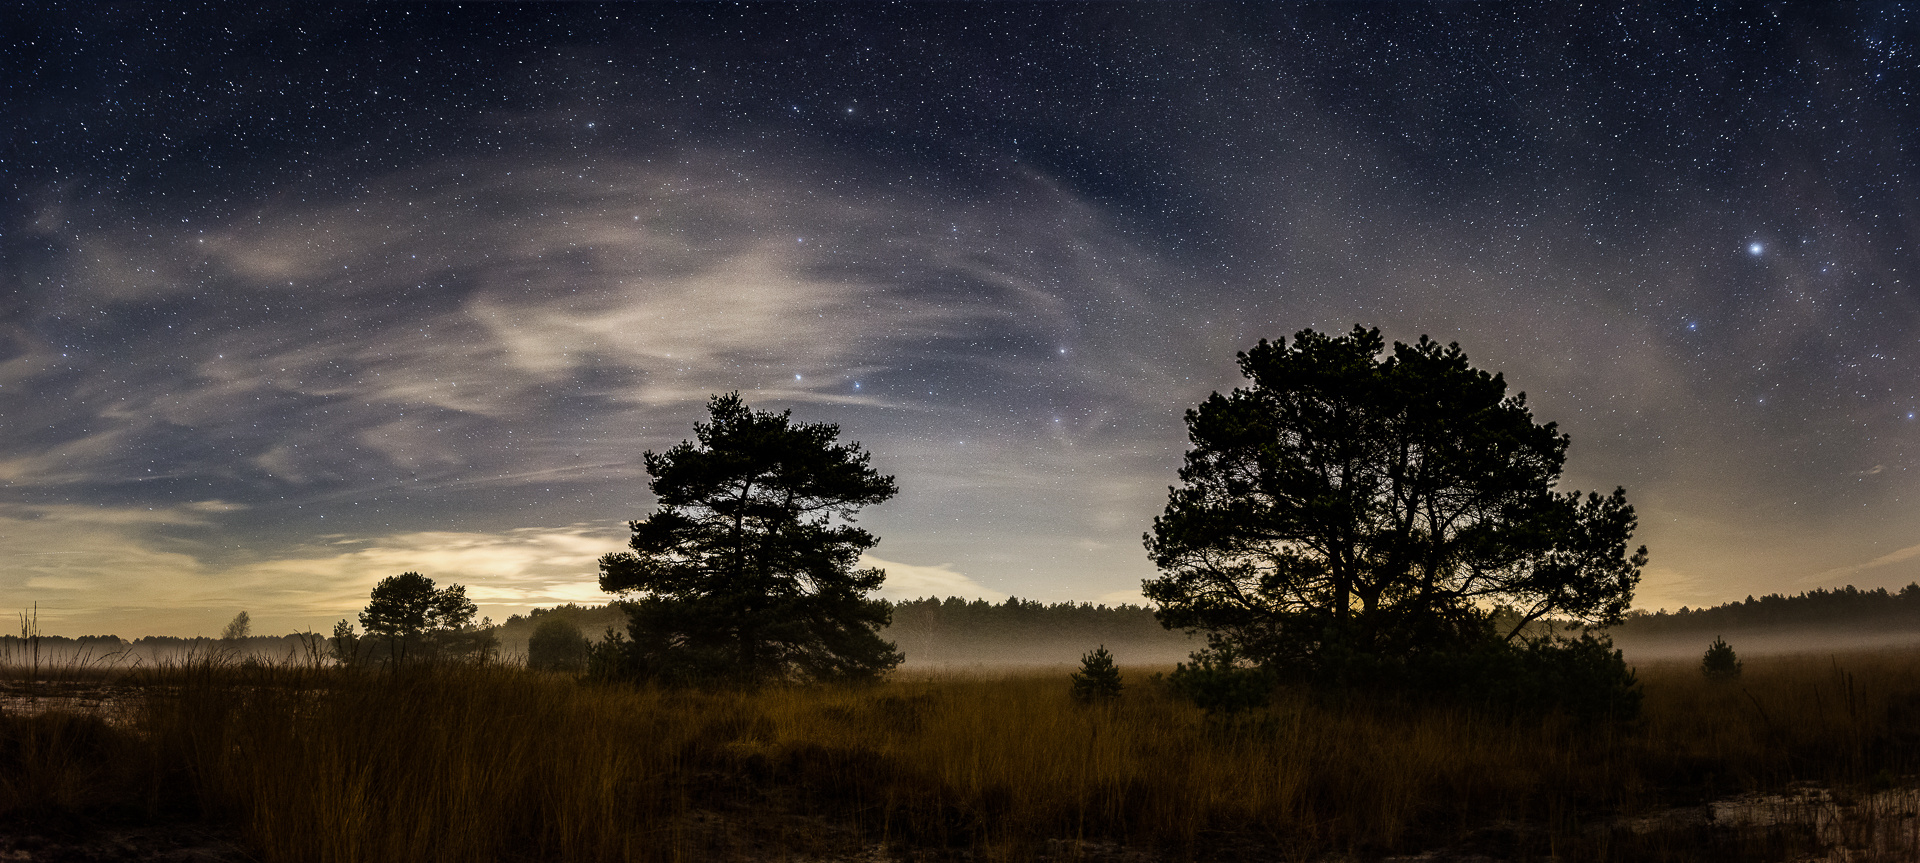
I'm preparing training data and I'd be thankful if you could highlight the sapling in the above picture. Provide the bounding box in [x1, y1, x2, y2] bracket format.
[1701, 635, 1742, 681]
[1070, 644, 1124, 703]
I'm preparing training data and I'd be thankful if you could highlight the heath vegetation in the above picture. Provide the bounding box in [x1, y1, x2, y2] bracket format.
[5, 646, 1920, 862]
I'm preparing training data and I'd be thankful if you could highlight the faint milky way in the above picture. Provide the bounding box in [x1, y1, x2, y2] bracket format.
[4, 5, 1919, 635]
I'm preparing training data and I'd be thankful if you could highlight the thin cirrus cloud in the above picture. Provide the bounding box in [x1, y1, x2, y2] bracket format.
[3, 510, 1013, 635]
[1812, 541, 1920, 587]
[29, 152, 1157, 455]
[861, 556, 1007, 603]
[1, 504, 633, 635]
[10, 149, 1182, 634]
[2, 501, 236, 633]
[234, 524, 631, 614]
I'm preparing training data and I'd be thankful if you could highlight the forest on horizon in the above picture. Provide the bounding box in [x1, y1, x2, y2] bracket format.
[10, 585, 1920, 661]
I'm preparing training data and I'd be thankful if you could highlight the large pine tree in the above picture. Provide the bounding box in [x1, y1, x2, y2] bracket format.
[598, 393, 902, 685]
[1146, 326, 1646, 676]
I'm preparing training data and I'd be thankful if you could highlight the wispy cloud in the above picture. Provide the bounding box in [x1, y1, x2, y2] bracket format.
[0, 504, 629, 635]
[863, 555, 1007, 602]
[230, 523, 627, 618]
[1810, 542, 1920, 585]
[15, 151, 1161, 500]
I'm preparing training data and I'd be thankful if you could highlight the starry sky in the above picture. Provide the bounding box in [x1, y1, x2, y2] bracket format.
[6, 4, 1920, 637]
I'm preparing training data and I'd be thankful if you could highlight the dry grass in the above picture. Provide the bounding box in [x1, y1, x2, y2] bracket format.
[5, 647, 1920, 861]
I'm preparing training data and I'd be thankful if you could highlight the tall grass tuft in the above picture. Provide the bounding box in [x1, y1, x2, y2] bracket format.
[132, 662, 689, 862]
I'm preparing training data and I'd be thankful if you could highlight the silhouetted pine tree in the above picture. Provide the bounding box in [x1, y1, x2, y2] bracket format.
[597, 393, 901, 686]
[1070, 644, 1123, 703]
[1701, 635, 1742, 681]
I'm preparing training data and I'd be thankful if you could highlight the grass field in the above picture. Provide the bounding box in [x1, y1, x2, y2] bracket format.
[4, 647, 1920, 862]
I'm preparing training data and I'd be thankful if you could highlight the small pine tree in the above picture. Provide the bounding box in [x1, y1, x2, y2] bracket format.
[1701, 635, 1742, 681]
[1070, 644, 1124, 703]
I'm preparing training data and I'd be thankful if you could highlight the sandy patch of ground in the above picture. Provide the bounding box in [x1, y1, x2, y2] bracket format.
[0, 824, 248, 863]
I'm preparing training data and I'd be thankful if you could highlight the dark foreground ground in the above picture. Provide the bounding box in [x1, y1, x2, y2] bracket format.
[5, 651, 1920, 863]
[0, 823, 248, 863]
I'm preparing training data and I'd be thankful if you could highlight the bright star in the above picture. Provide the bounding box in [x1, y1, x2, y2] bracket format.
[1748, 242, 1763, 255]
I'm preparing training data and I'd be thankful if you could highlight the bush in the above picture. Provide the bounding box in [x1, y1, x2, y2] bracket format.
[1168, 648, 1274, 714]
[1701, 635, 1742, 681]
[585, 602, 737, 686]
[1355, 633, 1643, 721]
[1225, 629, 1643, 722]
[527, 617, 590, 672]
[585, 627, 625, 679]
[1504, 632, 1643, 720]
[1069, 645, 1123, 703]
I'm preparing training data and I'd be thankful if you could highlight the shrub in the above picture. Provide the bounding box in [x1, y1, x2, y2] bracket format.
[585, 626, 633, 681]
[527, 617, 589, 672]
[1253, 630, 1643, 722]
[1380, 633, 1643, 721]
[1504, 632, 1643, 720]
[1168, 647, 1274, 714]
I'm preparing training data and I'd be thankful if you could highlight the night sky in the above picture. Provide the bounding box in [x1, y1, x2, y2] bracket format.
[6, 4, 1920, 637]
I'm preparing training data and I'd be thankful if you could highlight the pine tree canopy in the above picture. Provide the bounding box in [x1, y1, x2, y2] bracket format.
[1145, 327, 1648, 674]
[599, 393, 902, 685]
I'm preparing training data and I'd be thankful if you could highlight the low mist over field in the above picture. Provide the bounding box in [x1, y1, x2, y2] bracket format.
[16, 585, 1920, 671]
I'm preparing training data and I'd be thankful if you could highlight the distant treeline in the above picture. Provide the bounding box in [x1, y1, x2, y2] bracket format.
[1611, 584, 1920, 635]
[0, 634, 131, 651]
[15, 586, 1917, 663]
[495, 597, 1184, 640]
[0, 633, 326, 663]
[885, 597, 1193, 664]
[501, 603, 630, 634]
[489, 598, 1193, 664]
[887, 596, 1174, 644]
[0, 634, 324, 650]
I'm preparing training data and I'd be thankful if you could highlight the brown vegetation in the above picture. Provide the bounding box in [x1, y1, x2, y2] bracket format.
[4, 647, 1920, 861]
